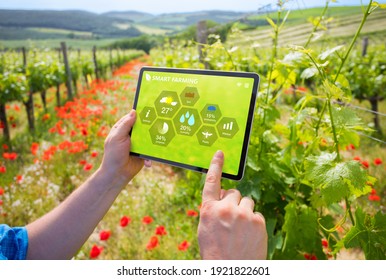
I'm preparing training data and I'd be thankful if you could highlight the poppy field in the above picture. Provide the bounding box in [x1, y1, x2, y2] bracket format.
[1, 0, 386, 260]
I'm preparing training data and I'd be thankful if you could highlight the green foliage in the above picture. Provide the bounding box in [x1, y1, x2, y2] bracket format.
[278, 202, 325, 259]
[304, 153, 371, 204]
[172, 20, 233, 44]
[0, 71, 29, 103]
[109, 35, 160, 54]
[342, 208, 386, 259]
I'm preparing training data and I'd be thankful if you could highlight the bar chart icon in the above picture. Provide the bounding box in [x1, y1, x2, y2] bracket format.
[217, 117, 239, 139]
[223, 122, 234, 130]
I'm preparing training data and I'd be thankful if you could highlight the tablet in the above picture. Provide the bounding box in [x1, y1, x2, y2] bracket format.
[130, 67, 259, 180]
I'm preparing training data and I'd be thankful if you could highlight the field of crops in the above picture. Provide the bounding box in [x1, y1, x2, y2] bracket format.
[0, 0, 385, 260]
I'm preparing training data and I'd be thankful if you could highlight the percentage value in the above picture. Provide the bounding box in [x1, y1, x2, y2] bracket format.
[180, 125, 192, 132]
[156, 135, 166, 141]
[206, 113, 216, 119]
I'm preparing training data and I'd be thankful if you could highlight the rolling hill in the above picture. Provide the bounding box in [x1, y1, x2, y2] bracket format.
[0, 9, 248, 41]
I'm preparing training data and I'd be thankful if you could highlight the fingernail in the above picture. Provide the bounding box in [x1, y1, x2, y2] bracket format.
[129, 109, 136, 117]
[215, 150, 224, 159]
[254, 212, 265, 222]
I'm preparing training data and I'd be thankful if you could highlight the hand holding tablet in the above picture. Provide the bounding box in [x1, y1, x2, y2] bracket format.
[130, 67, 259, 180]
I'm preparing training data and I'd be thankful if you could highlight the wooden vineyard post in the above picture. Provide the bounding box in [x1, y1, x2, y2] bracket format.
[0, 103, 10, 142]
[109, 48, 113, 73]
[22, 47, 27, 70]
[362, 37, 369, 57]
[25, 90, 35, 132]
[20, 47, 36, 132]
[197, 20, 209, 69]
[61, 42, 74, 100]
[93, 46, 99, 81]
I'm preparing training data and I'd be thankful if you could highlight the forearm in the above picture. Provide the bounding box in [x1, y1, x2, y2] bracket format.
[26, 168, 128, 259]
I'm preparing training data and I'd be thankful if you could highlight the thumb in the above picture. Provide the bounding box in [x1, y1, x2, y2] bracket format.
[114, 110, 137, 139]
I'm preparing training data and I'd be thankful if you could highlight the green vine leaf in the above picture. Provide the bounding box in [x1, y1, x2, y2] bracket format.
[304, 152, 371, 204]
[331, 106, 363, 147]
[343, 208, 386, 260]
[318, 45, 345, 60]
[279, 202, 325, 259]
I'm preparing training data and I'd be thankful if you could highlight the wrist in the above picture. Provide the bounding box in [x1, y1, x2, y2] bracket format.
[94, 166, 131, 191]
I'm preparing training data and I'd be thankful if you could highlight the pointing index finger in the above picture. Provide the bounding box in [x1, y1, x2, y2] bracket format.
[202, 150, 224, 202]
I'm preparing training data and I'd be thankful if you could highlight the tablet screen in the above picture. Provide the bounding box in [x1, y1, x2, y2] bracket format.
[130, 67, 259, 180]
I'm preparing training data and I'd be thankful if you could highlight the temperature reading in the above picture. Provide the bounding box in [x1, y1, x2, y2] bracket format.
[161, 107, 172, 114]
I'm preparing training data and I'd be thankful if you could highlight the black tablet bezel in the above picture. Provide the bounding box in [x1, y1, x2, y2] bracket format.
[130, 66, 259, 180]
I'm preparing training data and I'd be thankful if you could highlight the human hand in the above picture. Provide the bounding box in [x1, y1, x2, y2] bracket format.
[99, 110, 150, 187]
[197, 151, 268, 260]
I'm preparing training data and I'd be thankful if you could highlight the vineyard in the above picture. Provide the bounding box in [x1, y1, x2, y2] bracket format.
[0, 0, 386, 260]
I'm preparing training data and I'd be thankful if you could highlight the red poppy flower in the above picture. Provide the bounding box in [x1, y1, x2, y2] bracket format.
[84, 163, 93, 171]
[42, 114, 50, 121]
[16, 175, 23, 183]
[120, 216, 131, 227]
[91, 151, 98, 158]
[11, 123, 16, 128]
[142, 216, 153, 225]
[155, 225, 167, 236]
[0, 187, 4, 196]
[346, 144, 355, 150]
[2, 144, 9, 150]
[374, 158, 382, 165]
[58, 141, 72, 150]
[187, 210, 198, 217]
[0, 166, 6, 173]
[3, 152, 18, 160]
[353, 156, 361, 161]
[178, 240, 190, 251]
[304, 253, 317, 260]
[79, 159, 87, 165]
[99, 230, 111, 241]
[90, 245, 103, 258]
[361, 160, 369, 169]
[320, 138, 327, 146]
[31, 143, 39, 155]
[368, 194, 381, 201]
[0, 200, 3, 206]
[146, 236, 159, 250]
[321, 239, 328, 248]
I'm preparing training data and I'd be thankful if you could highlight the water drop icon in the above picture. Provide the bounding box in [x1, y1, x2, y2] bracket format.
[185, 112, 190, 118]
[179, 114, 185, 123]
[188, 114, 195, 126]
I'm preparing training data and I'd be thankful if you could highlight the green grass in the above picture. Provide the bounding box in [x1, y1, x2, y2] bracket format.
[134, 24, 170, 35]
[248, 6, 362, 25]
[28, 27, 93, 36]
[230, 7, 386, 48]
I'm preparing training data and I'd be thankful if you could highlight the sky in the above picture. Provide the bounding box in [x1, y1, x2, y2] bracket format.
[0, 0, 381, 14]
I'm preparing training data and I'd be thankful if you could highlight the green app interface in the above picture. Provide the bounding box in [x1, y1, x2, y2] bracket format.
[131, 69, 255, 176]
